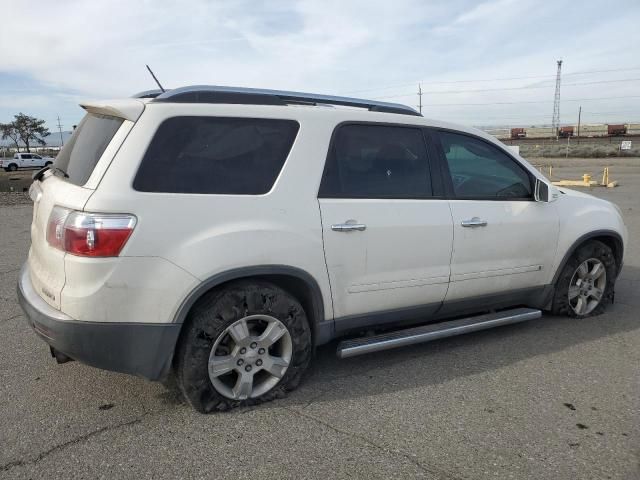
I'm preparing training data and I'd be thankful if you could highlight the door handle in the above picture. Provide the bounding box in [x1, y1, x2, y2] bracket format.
[331, 221, 367, 232]
[461, 217, 488, 228]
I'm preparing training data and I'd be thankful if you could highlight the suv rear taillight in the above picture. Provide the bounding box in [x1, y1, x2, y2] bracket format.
[46, 206, 136, 257]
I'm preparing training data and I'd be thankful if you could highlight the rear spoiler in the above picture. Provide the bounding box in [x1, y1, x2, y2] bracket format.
[79, 99, 146, 122]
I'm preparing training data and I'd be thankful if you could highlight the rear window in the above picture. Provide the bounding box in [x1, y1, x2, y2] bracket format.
[54, 113, 124, 186]
[133, 117, 299, 194]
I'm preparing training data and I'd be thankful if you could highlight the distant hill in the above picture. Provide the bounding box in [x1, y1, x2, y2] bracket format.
[0, 131, 73, 148]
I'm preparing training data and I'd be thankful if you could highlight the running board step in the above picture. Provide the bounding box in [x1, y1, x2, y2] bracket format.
[336, 307, 541, 359]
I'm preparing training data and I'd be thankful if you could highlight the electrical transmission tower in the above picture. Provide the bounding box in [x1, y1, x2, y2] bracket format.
[56, 115, 64, 147]
[551, 60, 562, 138]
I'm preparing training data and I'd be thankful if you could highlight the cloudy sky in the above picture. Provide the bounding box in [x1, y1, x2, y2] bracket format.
[1, 0, 639, 131]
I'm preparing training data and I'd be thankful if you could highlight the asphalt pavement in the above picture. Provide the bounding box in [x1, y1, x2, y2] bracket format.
[1, 161, 638, 479]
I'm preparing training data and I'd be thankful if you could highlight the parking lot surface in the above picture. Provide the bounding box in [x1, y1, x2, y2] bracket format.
[1, 160, 638, 479]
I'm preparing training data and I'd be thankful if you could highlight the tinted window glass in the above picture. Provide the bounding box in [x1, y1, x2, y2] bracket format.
[134, 117, 299, 194]
[22, 154, 32, 159]
[319, 124, 432, 198]
[438, 131, 532, 199]
[54, 113, 124, 186]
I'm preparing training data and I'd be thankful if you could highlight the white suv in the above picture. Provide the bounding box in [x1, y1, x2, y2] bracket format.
[18, 86, 627, 413]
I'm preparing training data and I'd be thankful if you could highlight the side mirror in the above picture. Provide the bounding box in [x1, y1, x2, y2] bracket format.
[534, 178, 558, 203]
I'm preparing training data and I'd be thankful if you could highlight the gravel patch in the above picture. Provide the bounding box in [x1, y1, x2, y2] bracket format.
[0, 192, 31, 206]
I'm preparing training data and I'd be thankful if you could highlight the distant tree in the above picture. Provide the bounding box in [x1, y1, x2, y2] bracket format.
[12, 113, 50, 152]
[0, 122, 21, 152]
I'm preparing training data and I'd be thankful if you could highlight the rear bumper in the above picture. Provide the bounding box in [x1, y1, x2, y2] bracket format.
[17, 263, 181, 381]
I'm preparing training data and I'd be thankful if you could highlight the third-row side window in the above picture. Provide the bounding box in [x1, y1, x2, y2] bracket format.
[319, 124, 432, 198]
[134, 117, 299, 194]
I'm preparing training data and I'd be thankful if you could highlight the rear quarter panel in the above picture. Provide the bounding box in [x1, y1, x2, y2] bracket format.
[83, 104, 337, 323]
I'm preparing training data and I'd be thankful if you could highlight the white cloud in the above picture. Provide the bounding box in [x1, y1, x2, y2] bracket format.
[452, 0, 519, 25]
[1, 0, 639, 127]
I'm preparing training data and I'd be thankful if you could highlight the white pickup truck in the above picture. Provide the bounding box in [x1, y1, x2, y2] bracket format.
[1, 153, 54, 172]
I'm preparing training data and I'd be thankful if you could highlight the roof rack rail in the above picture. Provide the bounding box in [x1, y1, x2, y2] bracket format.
[131, 89, 166, 99]
[152, 85, 421, 116]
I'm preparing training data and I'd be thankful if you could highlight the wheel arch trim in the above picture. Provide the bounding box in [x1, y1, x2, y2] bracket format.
[171, 265, 330, 342]
[551, 229, 624, 285]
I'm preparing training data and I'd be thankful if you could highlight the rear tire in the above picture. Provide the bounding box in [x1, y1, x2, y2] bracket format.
[45, 161, 53, 167]
[7, 163, 18, 172]
[175, 280, 312, 413]
[551, 240, 616, 318]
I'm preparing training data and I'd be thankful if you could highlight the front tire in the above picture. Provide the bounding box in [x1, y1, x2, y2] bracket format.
[175, 281, 312, 413]
[551, 240, 617, 317]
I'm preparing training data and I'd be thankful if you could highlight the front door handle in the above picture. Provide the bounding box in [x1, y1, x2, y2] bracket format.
[331, 220, 367, 232]
[461, 217, 488, 228]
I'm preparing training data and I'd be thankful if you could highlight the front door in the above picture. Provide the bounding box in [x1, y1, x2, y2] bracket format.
[318, 123, 453, 331]
[432, 129, 559, 304]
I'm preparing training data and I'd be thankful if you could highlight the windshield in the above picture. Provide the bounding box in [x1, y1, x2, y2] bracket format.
[54, 113, 124, 186]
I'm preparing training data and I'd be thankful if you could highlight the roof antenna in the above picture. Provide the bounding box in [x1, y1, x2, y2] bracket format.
[145, 64, 165, 93]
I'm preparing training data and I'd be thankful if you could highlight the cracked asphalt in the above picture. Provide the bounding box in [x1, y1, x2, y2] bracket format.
[1, 160, 638, 479]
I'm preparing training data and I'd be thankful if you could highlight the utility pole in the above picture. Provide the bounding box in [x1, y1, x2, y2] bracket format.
[417, 83, 423, 114]
[551, 59, 562, 140]
[576, 106, 582, 144]
[56, 115, 64, 147]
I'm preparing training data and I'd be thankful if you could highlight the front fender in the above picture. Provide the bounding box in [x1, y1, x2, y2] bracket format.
[549, 189, 627, 284]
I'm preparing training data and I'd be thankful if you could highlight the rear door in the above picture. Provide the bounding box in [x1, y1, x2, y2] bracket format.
[318, 123, 453, 331]
[27, 113, 128, 309]
[431, 129, 559, 307]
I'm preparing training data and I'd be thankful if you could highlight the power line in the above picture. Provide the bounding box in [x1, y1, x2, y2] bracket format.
[454, 111, 640, 120]
[409, 94, 640, 107]
[373, 77, 640, 99]
[581, 109, 640, 114]
[339, 66, 640, 95]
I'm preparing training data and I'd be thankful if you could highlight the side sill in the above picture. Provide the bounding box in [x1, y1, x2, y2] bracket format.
[331, 286, 552, 340]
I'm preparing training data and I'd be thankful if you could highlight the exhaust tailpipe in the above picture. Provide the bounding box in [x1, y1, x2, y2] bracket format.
[50, 347, 74, 364]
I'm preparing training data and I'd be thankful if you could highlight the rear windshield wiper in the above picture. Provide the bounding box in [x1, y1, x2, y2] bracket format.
[32, 165, 69, 182]
[51, 166, 69, 178]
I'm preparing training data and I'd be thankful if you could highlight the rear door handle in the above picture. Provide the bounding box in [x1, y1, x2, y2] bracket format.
[331, 221, 367, 232]
[461, 217, 488, 228]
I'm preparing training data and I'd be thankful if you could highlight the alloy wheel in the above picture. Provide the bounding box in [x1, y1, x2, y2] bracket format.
[208, 314, 293, 400]
[568, 258, 607, 315]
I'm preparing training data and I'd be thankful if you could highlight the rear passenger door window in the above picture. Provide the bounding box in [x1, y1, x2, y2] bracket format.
[436, 131, 532, 199]
[319, 124, 432, 198]
[317, 123, 453, 321]
[134, 117, 299, 194]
